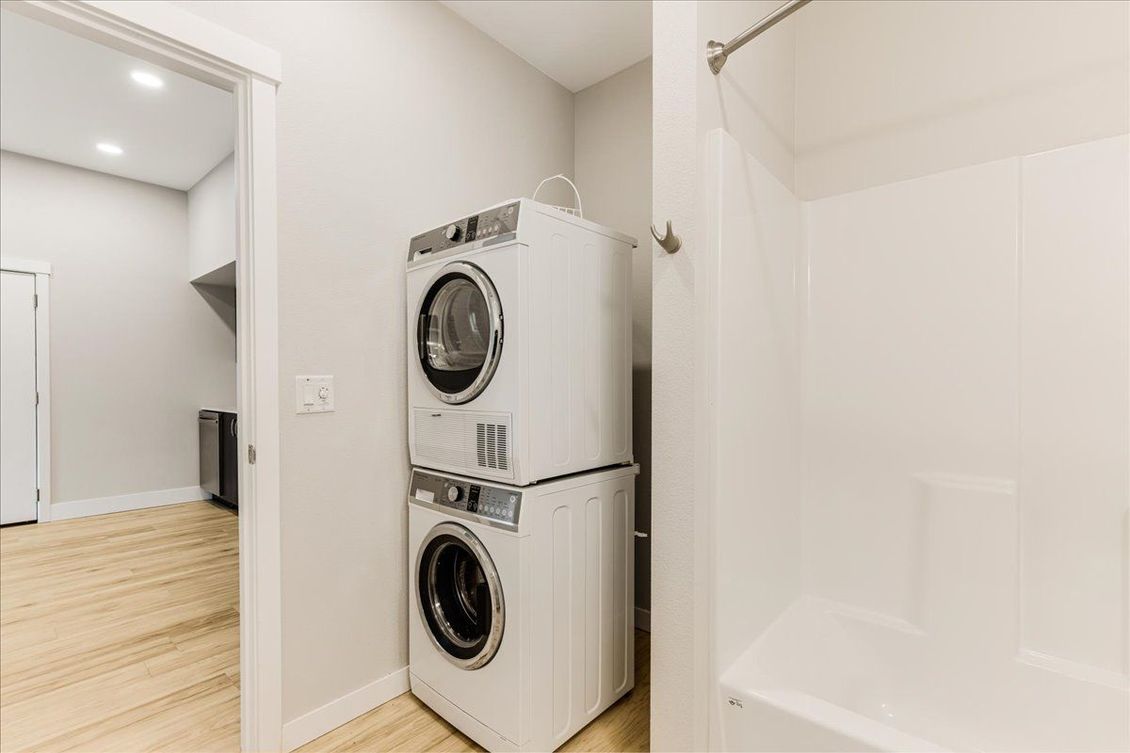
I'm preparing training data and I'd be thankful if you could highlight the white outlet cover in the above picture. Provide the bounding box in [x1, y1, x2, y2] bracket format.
[296, 375, 334, 414]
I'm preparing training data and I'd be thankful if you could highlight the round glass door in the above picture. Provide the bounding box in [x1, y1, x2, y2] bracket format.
[416, 522, 505, 670]
[416, 262, 503, 404]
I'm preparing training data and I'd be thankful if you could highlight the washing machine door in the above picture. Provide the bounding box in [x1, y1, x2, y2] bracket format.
[416, 521, 505, 670]
[416, 261, 503, 405]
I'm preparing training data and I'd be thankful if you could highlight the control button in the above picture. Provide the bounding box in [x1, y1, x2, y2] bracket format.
[492, 223, 500, 233]
[447, 486, 462, 503]
[444, 224, 461, 242]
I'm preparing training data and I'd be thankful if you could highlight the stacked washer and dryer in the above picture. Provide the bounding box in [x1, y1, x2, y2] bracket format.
[405, 197, 638, 752]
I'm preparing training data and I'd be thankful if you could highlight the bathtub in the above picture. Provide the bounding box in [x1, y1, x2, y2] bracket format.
[718, 598, 1129, 752]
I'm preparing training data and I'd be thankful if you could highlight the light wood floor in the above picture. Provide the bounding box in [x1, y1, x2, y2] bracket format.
[295, 631, 650, 753]
[0, 501, 650, 753]
[0, 501, 241, 753]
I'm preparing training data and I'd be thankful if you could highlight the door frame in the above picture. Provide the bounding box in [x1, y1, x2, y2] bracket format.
[0, 258, 51, 523]
[0, 2, 285, 749]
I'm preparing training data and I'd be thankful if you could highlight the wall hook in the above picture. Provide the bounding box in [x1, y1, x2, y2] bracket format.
[650, 220, 682, 253]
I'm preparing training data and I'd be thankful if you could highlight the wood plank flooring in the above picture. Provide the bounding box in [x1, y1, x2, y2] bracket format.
[0, 501, 241, 753]
[0, 501, 650, 753]
[295, 631, 651, 753]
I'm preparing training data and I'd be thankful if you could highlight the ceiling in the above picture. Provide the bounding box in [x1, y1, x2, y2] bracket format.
[440, 1, 652, 93]
[0, 10, 234, 191]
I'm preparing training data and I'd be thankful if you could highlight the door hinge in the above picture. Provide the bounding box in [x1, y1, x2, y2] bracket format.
[36, 489, 40, 502]
[33, 294, 38, 309]
[35, 391, 39, 405]
[248, 444, 256, 464]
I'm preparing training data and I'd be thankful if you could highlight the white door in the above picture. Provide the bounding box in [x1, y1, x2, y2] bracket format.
[1, 270, 38, 524]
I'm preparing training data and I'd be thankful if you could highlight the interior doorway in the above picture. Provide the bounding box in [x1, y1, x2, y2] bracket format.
[0, 2, 281, 750]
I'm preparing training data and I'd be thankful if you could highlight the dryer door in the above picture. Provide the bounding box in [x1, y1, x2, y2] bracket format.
[416, 261, 503, 405]
[416, 521, 505, 670]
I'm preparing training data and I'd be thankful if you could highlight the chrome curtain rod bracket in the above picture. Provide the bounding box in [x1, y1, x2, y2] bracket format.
[707, 0, 812, 75]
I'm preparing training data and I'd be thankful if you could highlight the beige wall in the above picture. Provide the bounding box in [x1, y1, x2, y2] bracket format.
[573, 57, 653, 616]
[795, 0, 1130, 198]
[174, 0, 575, 726]
[0, 150, 237, 503]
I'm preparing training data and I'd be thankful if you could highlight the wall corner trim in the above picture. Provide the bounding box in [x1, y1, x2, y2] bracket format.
[281, 667, 410, 752]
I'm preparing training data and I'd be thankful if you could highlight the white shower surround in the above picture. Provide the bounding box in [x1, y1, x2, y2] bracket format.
[708, 128, 1129, 751]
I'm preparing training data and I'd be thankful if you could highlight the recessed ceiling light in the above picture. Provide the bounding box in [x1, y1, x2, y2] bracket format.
[130, 70, 164, 89]
[96, 142, 124, 156]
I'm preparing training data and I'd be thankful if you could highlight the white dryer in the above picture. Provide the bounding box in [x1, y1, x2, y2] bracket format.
[408, 464, 637, 752]
[406, 199, 635, 486]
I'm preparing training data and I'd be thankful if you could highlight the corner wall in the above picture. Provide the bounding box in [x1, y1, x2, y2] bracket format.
[573, 56, 653, 625]
[0, 150, 237, 508]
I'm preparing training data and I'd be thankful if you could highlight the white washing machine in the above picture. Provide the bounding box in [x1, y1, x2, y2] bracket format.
[406, 198, 636, 486]
[408, 464, 637, 752]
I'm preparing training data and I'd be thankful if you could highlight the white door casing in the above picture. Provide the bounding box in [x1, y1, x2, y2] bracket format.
[0, 270, 38, 524]
[2, 2, 283, 750]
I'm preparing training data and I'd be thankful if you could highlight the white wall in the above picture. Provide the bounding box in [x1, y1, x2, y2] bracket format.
[801, 130, 1129, 707]
[573, 57, 652, 618]
[696, 0, 802, 672]
[1017, 136, 1127, 679]
[0, 150, 238, 504]
[651, 1, 803, 748]
[651, 1, 703, 749]
[173, 0, 575, 731]
[803, 157, 1021, 619]
[653, 1, 1130, 750]
[188, 152, 236, 283]
[698, 0, 796, 190]
[708, 128, 801, 675]
[795, 0, 1130, 684]
[795, 0, 1130, 198]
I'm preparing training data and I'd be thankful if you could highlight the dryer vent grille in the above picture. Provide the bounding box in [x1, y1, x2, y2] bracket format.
[476, 422, 509, 471]
[412, 409, 513, 480]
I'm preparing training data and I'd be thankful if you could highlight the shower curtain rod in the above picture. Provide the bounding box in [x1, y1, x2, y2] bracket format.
[707, 0, 812, 74]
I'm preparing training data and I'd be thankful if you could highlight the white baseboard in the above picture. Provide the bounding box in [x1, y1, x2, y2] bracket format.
[51, 486, 210, 521]
[282, 667, 409, 752]
[635, 606, 651, 632]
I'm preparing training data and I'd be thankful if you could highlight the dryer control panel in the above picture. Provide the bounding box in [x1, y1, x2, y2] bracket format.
[409, 469, 521, 528]
[408, 201, 520, 260]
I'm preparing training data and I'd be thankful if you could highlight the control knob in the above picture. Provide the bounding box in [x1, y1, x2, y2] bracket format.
[443, 224, 461, 242]
[446, 485, 463, 503]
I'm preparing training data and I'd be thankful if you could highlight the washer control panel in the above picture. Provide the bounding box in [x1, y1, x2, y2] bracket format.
[408, 202, 520, 260]
[410, 470, 521, 527]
